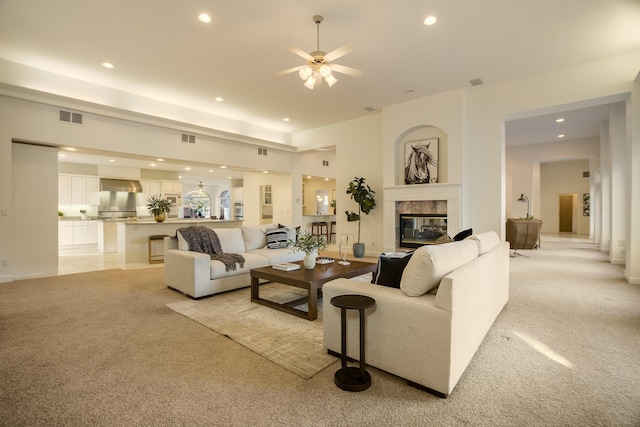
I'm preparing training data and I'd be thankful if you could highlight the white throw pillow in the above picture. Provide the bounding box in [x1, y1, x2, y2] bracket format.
[176, 231, 189, 251]
[242, 226, 267, 251]
[400, 240, 479, 296]
[465, 231, 500, 255]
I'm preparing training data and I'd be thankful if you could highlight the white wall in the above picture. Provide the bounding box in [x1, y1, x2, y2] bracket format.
[294, 114, 383, 255]
[540, 159, 591, 235]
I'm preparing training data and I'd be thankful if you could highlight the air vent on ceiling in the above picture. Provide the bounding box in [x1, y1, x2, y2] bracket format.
[583, 171, 590, 178]
[469, 78, 483, 87]
[363, 106, 376, 112]
[59, 110, 83, 125]
[181, 133, 196, 144]
[322, 160, 329, 166]
[258, 147, 267, 156]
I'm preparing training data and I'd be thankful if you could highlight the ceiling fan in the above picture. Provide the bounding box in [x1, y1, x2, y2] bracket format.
[277, 15, 363, 89]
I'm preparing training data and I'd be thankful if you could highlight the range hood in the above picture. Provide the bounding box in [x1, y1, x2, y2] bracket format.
[100, 178, 143, 193]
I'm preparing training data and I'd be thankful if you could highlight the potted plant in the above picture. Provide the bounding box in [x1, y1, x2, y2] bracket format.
[289, 231, 327, 269]
[329, 199, 336, 214]
[79, 209, 87, 220]
[58, 211, 64, 220]
[146, 195, 173, 222]
[345, 177, 376, 258]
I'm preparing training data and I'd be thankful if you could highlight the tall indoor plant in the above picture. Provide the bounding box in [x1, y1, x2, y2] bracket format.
[146, 195, 173, 222]
[345, 177, 376, 258]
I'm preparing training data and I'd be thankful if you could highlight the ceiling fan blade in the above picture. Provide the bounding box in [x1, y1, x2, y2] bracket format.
[285, 45, 313, 61]
[331, 63, 364, 78]
[276, 65, 306, 76]
[323, 44, 354, 62]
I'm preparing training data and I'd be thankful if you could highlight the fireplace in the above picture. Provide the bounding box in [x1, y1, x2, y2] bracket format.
[399, 214, 447, 248]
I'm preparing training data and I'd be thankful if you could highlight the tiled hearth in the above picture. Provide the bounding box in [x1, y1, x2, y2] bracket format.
[383, 183, 462, 252]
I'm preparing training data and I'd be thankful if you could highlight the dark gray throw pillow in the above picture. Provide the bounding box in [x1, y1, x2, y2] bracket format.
[453, 228, 473, 241]
[372, 252, 414, 288]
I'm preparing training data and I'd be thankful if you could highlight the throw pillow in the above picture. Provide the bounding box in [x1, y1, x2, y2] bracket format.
[465, 231, 500, 255]
[266, 227, 289, 249]
[400, 240, 479, 296]
[453, 228, 473, 241]
[279, 224, 300, 244]
[372, 252, 414, 288]
[176, 231, 189, 251]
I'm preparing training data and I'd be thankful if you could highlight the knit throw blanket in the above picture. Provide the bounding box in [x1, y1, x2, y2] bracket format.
[177, 226, 245, 272]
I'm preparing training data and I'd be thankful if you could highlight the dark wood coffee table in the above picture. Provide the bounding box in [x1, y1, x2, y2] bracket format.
[250, 260, 377, 320]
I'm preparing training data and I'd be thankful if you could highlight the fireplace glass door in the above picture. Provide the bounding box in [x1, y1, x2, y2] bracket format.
[400, 214, 447, 248]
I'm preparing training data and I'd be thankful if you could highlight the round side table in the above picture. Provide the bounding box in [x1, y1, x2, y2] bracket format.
[330, 294, 376, 392]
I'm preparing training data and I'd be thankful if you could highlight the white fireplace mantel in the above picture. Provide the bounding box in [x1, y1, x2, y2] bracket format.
[383, 183, 462, 252]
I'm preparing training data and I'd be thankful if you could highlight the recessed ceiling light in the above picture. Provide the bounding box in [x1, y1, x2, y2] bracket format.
[198, 13, 211, 23]
[185, 167, 191, 170]
[555, 118, 565, 123]
[150, 163, 156, 167]
[102, 62, 114, 69]
[283, 117, 290, 122]
[208, 169, 214, 173]
[220, 165, 227, 169]
[58, 153, 66, 158]
[424, 16, 437, 26]
[558, 134, 566, 138]
[178, 175, 183, 179]
[156, 158, 164, 162]
[108, 159, 115, 162]
[263, 170, 268, 174]
[227, 176, 232, 179]
[215, 97, 223, 102]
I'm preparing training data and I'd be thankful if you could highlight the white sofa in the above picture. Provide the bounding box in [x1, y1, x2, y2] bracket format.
[164, 224, 305, 298]
[323, 232, 509, 397]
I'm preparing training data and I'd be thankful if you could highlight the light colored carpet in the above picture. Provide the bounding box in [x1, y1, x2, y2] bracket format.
[166, 283, 335, 379]
[1, 236, 639, 426]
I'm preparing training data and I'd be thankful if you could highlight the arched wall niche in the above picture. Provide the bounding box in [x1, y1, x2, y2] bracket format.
[394, 125, 448, 186]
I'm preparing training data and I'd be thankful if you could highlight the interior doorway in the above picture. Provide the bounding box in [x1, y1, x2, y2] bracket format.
[559, 194, 575, 233]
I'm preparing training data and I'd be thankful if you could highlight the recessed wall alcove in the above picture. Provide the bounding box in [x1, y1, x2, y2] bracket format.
[383, 125, 461, 252]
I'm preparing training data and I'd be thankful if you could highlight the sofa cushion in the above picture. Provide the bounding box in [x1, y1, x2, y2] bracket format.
[400, 240, 479, 296]
[465, 231, 500, 255]
[176, 230, 190, 251]
[248, 247, 305, 265]
[453, 228, 473, 241]
[215, 228, 246, 254]
[209, 252, 268, 278]
[242, 226, 267, 251]
[372, 252, 414, 288]
[266, 227, 289, 249]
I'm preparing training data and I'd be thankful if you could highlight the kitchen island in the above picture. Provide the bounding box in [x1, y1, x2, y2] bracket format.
[111, 218, 243, 263]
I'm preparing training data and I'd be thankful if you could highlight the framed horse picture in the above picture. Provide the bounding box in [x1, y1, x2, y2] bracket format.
[404, 138, 438, 185]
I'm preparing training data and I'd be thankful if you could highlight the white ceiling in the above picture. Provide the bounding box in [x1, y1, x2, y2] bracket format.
[1, 0, 639, 178]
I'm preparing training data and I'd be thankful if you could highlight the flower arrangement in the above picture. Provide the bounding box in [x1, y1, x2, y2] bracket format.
[289, 231, 327, 254]
[79, 210, 87, 215]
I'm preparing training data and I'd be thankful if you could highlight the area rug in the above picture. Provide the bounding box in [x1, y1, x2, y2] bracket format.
[166, 283, 337, 380]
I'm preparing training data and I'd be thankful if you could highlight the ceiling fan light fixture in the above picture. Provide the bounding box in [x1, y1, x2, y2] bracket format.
[325, 74, 338, 87]
[299, 66, 313, 80]
[304, 75, 316, 89]
[320, 64, 332, 78]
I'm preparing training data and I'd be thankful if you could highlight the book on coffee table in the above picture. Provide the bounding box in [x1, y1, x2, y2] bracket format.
[272, 262, 301, 271]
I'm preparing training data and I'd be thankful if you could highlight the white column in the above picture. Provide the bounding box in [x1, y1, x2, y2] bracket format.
[599, 122, 611, 253]
[609, 103, 627, 265]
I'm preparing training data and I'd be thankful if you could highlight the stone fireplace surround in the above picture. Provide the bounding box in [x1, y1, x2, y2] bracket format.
[383, 183, 462, 252]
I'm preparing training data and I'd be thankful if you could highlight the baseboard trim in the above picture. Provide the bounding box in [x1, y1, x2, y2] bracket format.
[406, 380, 448, 399]
[0, 275, 13, 283]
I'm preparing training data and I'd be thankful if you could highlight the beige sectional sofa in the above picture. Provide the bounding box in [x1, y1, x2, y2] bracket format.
[164, 224, 304, 298]
[322, 231, 509, 397]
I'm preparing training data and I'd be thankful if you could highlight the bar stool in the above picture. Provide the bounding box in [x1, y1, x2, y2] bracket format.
[149, 234, 169, 264]
[311, 221, 328, 242]
[330, 221, 337, 243]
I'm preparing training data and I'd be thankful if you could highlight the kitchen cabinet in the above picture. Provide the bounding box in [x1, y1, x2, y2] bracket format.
[161, 180, 182, 194]
[58, 221, 99, 246]
[58, 174, 100, 205]
[139, 180, 162, 206]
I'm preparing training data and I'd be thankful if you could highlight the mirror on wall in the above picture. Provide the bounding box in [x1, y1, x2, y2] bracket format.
[302, 175, 336, 216]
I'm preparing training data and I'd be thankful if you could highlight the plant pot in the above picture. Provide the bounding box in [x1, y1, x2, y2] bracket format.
[81, 214, 87, 220]
[303, 252, 317, 269]
[154, 213, 166, 223]
[353, 243, 365, 258]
